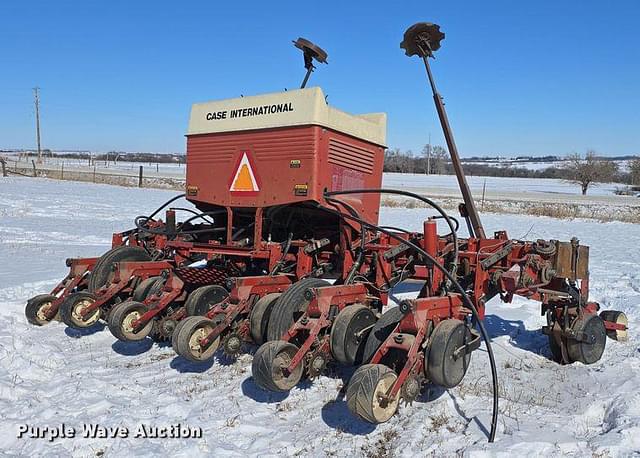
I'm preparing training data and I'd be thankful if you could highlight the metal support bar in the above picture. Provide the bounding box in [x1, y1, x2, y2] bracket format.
[421, 56, 486, 239]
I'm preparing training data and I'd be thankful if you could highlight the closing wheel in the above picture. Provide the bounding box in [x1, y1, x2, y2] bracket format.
[548, 333, 565, 363]
[88, 246, 151, 293]
[25, 294, 59, 326]
[171, 317, 193, 354]
[252, 340, 303, 392]
[362, 307, 404, 364]
[600, 310, 628, 342]
[427, 319, 472, 388]
[174, 316, 219, 362]
[567, 314, 607, 364]
[184, 285, 228, 316]
[60, 292, 101, 329]
[249, 293, 281, 345]
[267, 278, 330, 342]
[108, 301, 153, 341]
[346, 364, 400, 424]
[132, 276, 164, 302]
[330, 304, 376, 365]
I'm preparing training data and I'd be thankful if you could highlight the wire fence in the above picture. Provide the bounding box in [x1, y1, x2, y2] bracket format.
[1, 159, 185, 191]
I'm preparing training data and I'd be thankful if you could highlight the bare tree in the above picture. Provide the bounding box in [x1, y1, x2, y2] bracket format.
[430, 146, 449, 175]
[629, 157, 640, 186]
[563, 151, 618, 195]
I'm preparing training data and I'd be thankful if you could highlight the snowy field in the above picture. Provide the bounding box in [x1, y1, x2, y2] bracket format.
[6, 155, 639, 204]
[382, 173, 622, 197]
[1, 177, 639, 457]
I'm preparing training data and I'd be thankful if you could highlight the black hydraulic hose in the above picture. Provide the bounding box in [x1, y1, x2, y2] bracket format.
[379, 225, 412, 235]
[324, 188, 459, 276]
[179, 209, 226, 227]
[321, 199, 498, 443]
[146, 193, 186, 220]
[170, 207, 216, 225]
[324, 188, 457, 238]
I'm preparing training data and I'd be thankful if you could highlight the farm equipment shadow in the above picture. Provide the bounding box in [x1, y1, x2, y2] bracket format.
[483, 314, 550, 358]
[241, 377, 289, 403]
[64, 322, 105, 338]
[112, 339, 154, 356]
[169, 356, 215, 373]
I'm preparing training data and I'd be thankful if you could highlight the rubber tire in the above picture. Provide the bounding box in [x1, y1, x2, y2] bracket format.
[361, 307, 404, 364]
[330, 304, 376, 365]
[266, 278, 330, 342]
[25, 294, 58, 326]
[184, 285, 228, 317]
[174, 316, 219, 362]
[548, 334, 565, 363]
[427, 319, 471, 388]
[252, 340, 303, 392]
[346, 364, 400, 424]
[108, 301, 153, 341]
[567, 314, 607, 364]
[59, 292, 101, 329]
[249, 293, 281, 345]
[171, 316, 197, 354]
[88, 246, 151, 293]
[600, 310, 628, 341]
[132, 276, 163, 302]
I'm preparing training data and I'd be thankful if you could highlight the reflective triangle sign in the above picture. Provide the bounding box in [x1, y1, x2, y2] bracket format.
[229, 152, 260, 195]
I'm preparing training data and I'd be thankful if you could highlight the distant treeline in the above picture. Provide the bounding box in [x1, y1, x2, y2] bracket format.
[384, 146, 639, 185]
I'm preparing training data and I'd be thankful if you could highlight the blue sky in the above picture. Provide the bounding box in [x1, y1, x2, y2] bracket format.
[1, 0, 638, 156]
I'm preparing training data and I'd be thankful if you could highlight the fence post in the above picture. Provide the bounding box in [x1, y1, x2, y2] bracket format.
[138, 165, 143, 187]
[481, 179, 487, 211]
[1, 159, 6, 177]
[93, 165, 96, 183]
[32, 160, 37, 177]
[61, 162, 64, 180]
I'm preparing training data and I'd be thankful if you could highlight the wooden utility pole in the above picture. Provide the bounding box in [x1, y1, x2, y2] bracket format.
[33, 87, 42, 163]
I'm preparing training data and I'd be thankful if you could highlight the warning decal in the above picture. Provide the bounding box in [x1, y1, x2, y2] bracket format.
[229, 152, 260, 195]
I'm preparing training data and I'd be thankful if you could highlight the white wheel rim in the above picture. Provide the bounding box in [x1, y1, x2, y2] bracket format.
[616, 313, 629, 341]
[36, 301, 53, 322]
[122, 310, 141, 333]
[72, 299, 99, 325]
[372, 373, 400, 422]
[188, 326, 216, 358]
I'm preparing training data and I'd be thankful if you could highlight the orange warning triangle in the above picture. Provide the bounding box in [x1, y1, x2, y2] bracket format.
[230, 153, 259, 192]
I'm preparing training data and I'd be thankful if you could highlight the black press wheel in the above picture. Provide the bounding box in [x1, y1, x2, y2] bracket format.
[330, 304, 376, 365]
[108, 301, 153, 341]
[59, 292, 101, 329]
[173, 316, 219, 362]
[346, 363, 400, 424]
[132, 276, 164, 302]
[567, 314, 607, 364]
[266, 278, 329, 342]
[427, 319, 472, 388]
[88, 246, 151, 293]
[361, 307, 404, 364]
[249, 293, 281, 345]
[25, 294, 59, 326]
[251, 340, 303, 392]
[184, 285, 229, 317]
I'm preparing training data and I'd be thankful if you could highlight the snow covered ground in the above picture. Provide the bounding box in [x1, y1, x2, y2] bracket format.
[1, 177, 639, 457]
